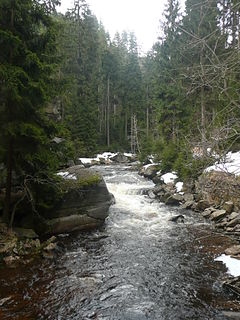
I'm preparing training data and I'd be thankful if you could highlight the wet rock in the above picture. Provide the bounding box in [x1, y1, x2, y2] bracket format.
[169, 214, 184, 223]
[165, 194, 183, 206]
[223, 201, 234, 214]
[210, 209, 227, 222]
[225, 245, 240, 256]
[148, 190, 156, 199]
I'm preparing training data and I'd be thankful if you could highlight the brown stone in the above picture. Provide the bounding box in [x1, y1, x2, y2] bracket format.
[210, 209, 227, 221]
[225, 245, 240, 256]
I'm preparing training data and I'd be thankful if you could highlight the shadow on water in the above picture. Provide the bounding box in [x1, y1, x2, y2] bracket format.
[0, 165, 239, 319]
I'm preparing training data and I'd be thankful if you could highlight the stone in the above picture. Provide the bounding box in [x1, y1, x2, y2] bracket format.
[196, 200, 211, 211]
[153, 184, 166, 195]
[148, 190, 156, 199]
[202, 208, 214, 218]
[110, 153, 129, 163]
[13, 228, 39, 239]
[44, 242, 57, 251]
[140, 165, 160, 179]
[227, 216, 240, 228]
[225, 245, 240, 256]
[183, 193, 194, 202]
[228, 212, 240, 221]
[210, 209, 227, 221]
[165, 194, 183, 206]
[223, 201, 234, 214]
[169, 214, 184, 223]
[180, 201, 194, 210]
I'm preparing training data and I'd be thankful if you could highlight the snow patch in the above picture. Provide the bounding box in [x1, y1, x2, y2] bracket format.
[57, 172, 77, 180]
[143, 163, 158, 169]
[205, 151, 240, 176]
[79, 158, 99, 164]
[161, 172, 178, 184]
[215, 254, 240, 277]
[176, 181, 183, 193]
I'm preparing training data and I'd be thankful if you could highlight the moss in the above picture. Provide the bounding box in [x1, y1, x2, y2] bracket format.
[59, 174, 101, 192]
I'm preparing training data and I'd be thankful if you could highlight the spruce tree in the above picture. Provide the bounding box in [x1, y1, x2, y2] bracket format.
[0, 0, 60, 224]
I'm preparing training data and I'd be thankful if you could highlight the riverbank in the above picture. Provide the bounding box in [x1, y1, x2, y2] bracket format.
[138, 155, 240, 300]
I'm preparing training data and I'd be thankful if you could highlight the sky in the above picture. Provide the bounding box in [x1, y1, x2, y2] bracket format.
[58, 0, 178, 54]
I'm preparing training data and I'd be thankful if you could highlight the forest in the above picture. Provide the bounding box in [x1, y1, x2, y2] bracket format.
[0, 0, 240, 224]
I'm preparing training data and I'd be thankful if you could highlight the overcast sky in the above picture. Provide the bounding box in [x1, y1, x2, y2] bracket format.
[59, 0, 184, 54]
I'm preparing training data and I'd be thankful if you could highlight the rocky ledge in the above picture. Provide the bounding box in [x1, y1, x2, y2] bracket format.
[43, 165, 114, 235]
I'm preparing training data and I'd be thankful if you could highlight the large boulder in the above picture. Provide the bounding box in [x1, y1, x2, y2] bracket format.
[42, 166, 113, 235]
[110, 153, 129, 163]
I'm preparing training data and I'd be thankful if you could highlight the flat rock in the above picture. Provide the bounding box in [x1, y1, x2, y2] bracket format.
[228, 212, 240, 221]
[225, 245, 240, 256]
[227, 217, 240, 228]
[210, 209, 227, 222]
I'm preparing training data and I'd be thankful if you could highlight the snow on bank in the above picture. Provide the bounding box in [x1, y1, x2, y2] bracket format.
[215, 254, 240, 277]
[57, 172, 77, 180]
[176, 181, 183, 193]
[206, 151, 240, 176]
[79, 152, 135, 165]
[161, 172, 178, 184]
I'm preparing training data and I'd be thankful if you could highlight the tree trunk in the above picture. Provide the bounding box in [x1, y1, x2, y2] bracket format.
[3, 139, 13, 224]
[125, 110, 128, 139]
[107, 76, 110, 147]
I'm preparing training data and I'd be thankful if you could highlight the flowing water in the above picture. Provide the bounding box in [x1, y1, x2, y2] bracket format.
[0, 165, 238, 319]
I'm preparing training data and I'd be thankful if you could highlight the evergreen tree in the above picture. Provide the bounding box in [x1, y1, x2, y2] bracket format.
[0, 0, 60, 224]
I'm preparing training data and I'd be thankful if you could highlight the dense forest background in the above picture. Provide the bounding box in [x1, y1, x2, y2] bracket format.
[0, 0, 240, 222]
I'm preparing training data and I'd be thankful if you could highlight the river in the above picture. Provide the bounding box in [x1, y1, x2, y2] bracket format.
[0, 164, 238, 319]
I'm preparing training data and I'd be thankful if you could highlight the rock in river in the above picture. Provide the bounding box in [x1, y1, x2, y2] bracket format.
[43, 166, 114, 235]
